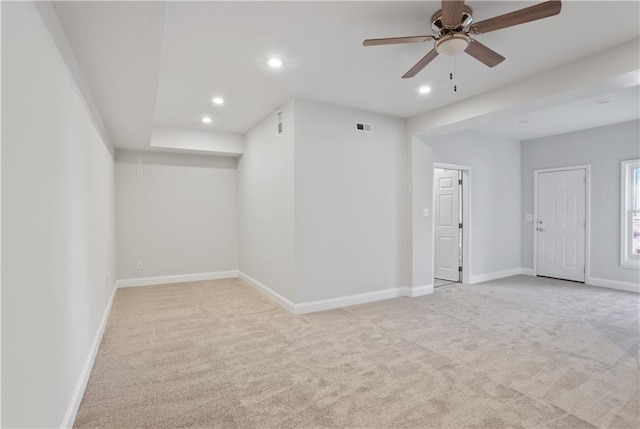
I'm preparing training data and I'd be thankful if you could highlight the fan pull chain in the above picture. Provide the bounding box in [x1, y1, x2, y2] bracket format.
[450, 53, 454, 82]
[450, 56, 457, 92]
[454, 56, 458, 92]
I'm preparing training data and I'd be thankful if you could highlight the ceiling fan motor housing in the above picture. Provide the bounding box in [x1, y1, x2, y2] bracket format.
[431, 5, 473, 33]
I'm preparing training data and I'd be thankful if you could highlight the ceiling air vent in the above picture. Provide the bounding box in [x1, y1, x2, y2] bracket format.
[355, 122, 372, 133]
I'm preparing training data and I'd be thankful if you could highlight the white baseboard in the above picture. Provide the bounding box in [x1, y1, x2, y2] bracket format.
[116, 271, 238, 288]
[295, 287, 411, 314]
[520, 267, 535, 276]
[61, 284, 117, 428]
[408, 284, 434, 297]
[500, 269, 638, 293]
[237, 272, 297, 313]
[586, 276, 640, 293]
[238, 272, 434, 315]
[469, 267, 523, 284]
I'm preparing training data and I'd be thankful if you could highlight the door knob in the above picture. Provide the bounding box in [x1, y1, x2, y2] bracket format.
[537, 227, 545, 232]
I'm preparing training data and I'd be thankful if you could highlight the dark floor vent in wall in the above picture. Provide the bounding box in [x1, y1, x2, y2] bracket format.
[355, 122, 372, 133]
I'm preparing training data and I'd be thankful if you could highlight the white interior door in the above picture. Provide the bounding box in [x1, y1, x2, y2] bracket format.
[434, 169, 461, 282]
[536, 169, 586, 282]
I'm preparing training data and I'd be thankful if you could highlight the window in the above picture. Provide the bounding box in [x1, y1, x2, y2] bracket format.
[621, 159, 640, 269]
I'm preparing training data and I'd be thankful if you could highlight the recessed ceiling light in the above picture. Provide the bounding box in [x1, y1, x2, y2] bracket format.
[595, 99, 610, 104]
[418, 86, 431, 94]
[268, 58, 283, 68]
[202, 116, 212, 124]
[517, 119, 529, 124]
[212, 97, 224, 105]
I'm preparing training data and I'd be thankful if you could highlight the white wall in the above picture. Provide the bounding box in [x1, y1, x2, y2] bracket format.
[409, 136, 435, 288]
[116, 150, 238, 280]
[237, 101, 296, 301]
[150, 125, 243, 156]
[521, 120, 640, 286]
[416, 131, 522, 282]
[293, 98, 408, 302]
[2, 3, 116, 427]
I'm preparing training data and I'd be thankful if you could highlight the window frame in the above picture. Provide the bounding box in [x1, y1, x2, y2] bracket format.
[621, 159, 640, 269]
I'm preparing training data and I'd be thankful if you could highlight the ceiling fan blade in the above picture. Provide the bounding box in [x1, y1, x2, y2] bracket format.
[363, 35, 434, 46]
[402, 49, 439, 78]
[470, 0, 561, 34]
[464, 40, 505, 67]
[441, 0, 465, 28]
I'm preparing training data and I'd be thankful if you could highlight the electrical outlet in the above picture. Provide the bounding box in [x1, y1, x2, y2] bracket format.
[136, 167, 143, 176]
[137, 261, 143, 270]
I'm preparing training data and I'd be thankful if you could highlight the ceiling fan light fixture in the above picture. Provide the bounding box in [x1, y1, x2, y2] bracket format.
[435, 34, 470, 56]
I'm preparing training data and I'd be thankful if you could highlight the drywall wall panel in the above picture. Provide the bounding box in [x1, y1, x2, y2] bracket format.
[150, 126, 243, 156]
[410, 136, 435, 288]
[237, 101, 295, 301]
[2, 3, 116, 426]
[115, 150, 238, 280]
[293, 98, 408, 302]
[422, 131, 522, 280]
[521, 120, 640, 285]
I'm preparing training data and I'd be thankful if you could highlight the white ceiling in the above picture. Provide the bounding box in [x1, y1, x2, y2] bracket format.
[473, 85, 640, 141]
[53, 1, 166, 148]
[54, 1, 640, 149]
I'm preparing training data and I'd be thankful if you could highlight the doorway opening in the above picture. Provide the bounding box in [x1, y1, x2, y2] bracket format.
[533, 165, 590, 282]
[433, 164, 470, 288]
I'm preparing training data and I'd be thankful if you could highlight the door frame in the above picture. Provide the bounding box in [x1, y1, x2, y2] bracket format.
[533, 164, 591, 281]
[433, 163, 471, 284]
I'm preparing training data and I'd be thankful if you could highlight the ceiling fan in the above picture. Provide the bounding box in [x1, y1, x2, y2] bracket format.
[363, 0, 562, 78]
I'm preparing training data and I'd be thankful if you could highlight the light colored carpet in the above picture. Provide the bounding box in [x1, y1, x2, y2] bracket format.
[74, 275, 639, 428]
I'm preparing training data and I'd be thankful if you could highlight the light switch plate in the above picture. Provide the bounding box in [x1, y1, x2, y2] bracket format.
[525, 213, 533, 221]
[423, 209, 429, 217]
